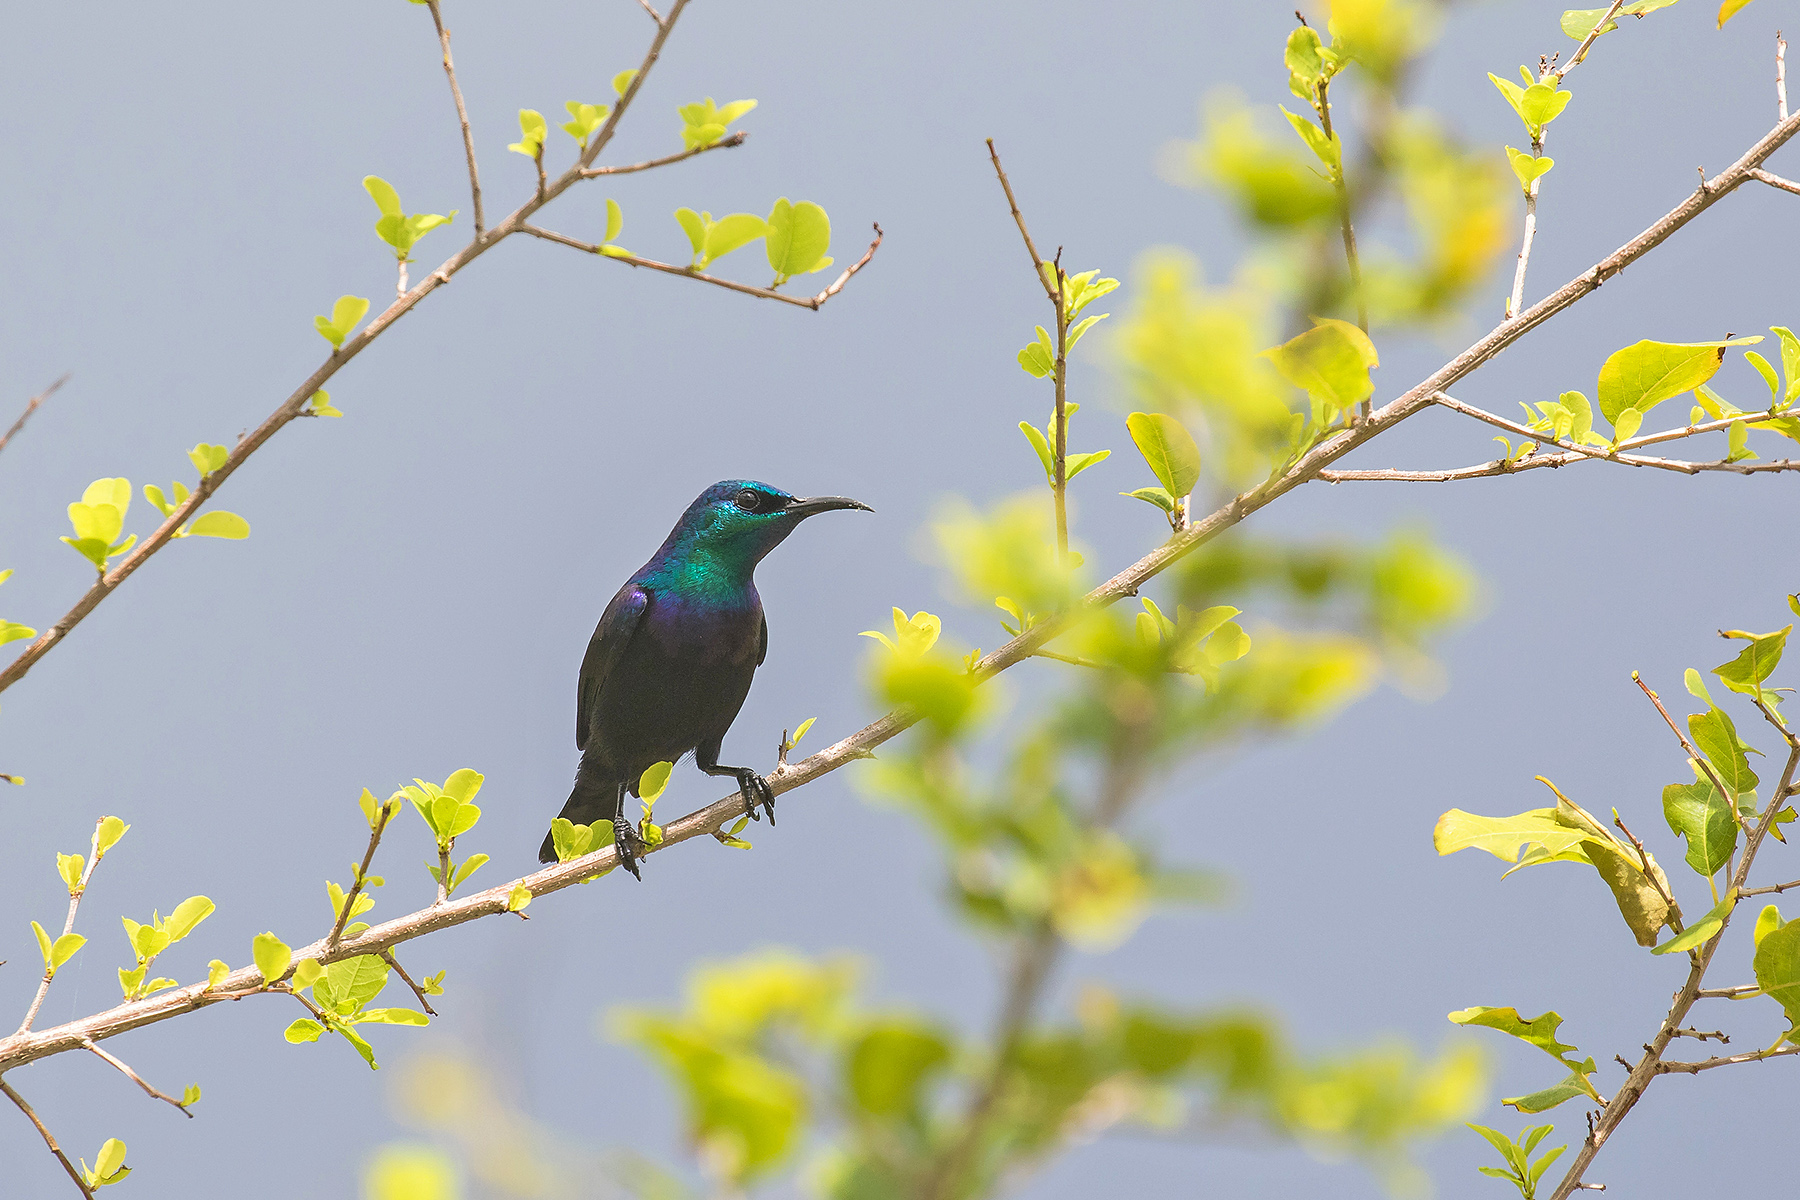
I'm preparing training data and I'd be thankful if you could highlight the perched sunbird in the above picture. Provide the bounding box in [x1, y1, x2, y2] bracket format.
[540, 480, 872, 877]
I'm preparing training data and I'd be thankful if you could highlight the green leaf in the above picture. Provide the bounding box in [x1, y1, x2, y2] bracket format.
[206, 960, 229, 988]
[441, 768, 484, 804]
[1279, 106, 1341, 170]
[284, 1017, 323, 1044]
[703, 213, 767, 265]
[1262, 318, 1379, 417]
[164, 895, 215, 943]
[561, 100, 610, 146]
[1745, 350, 1781, 404]
[1125, 412, 1202, 498]
[31, 920, 53, 967]
[764, 198, 832, 282]
[1611, 406, 1643, 444]
[507, 108, 547, 157]
[1718, 0, 1758, 26]
[1771, 326, 1800, 403]
[1504, 146, 1555, 190]
[1516, 83, 1572, 139]
[1562, 1, 1679, 40]
[1596, 338, 1755, 426]
[1018, 421, 1054, 483]
[187, 511, 249, 539]
[316, 954, 390, 1011]
[1066, 449, 1110, 479]
[1017, 326, 1056, 378]
[677, 97, 756, 149]
[1122, 485, 1176, 514]
[92, 1138, 128, 1184]
[1433, 809, 1592, 867]
[56, 852, 84, 890]
[309, 389, 341, 418]
[292, 959, 323, 991]
[187, 443, 229, 476]
[789, 717, 816, 747]
[1448, 1006, 1582, 1065]
[674, 207, 706, 257]
[1713, 626, 1790, 696]
[1651, 889, 1737, 955]
[449, 852, 489, 893]
[357, 1006, 430, 1026]
[1502, 1060, 1601, 1113]
[251, 932, 291, 985]
[612, 69, 638, 98]
[314, 295, 370, 349]
[1689, 704, 1760, 797]
[179, 1084, 201, 1107]
[363, 175, 402, 219]
[847, 1021, 951, 1116]
[1663, 781, 1737, 878]
[605, 197, 624, 244]
[639, 761, 673, 802]
[338, 1024, 380, 1069]
[507, 883, 533, 912]
[1753, 905, 1800, 1032]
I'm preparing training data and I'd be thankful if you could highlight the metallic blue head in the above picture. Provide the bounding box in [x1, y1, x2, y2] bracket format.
[643, 480, 872, 588]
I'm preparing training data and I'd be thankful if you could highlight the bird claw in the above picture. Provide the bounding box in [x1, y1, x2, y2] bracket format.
[612, 813, 644, 881]
[737, 769, 776, 826]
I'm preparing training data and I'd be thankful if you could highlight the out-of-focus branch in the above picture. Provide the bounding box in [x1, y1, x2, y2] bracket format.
[0, 374, 69, 458]
[518, 222, 884, 311]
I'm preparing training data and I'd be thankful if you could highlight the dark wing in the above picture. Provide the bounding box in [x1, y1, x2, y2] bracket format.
[576, 583, 650, 751]
[757, 612, 768, 666]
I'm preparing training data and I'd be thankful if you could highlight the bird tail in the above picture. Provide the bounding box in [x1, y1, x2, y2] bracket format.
[539, 762, 623, 864]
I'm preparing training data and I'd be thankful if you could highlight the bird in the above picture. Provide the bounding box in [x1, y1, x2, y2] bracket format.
[539, 480, 872, 878]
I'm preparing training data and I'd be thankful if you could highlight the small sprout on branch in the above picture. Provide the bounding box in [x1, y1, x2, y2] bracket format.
[594, 197, 630, 258]
[506, 884, 532, 913]
[561, 100, 611, 148]
[205, 960, 229, 989]
[363, 175, 455, 264]
[0, 568, 35, 646]
[31, 920, 85, 977]
[1019, 406, 1108, 488]
[251, 931, 292, 987]
[60, 478, 135, 573]
[118, 895, 214, 1000]
[282, 954, 429, 1070]
[314, 295, 370, 349]
[80, 1138, 130, 1190]
[860, 608, 941, 658]
[506, 108, 547, 159]
[1124, 411, 1201, 531]
[612, 68, 639, 98]
[1467, 1122, 1567, 1200]
[677, 96, 755, 149]
[1490, 71, 1573, 142]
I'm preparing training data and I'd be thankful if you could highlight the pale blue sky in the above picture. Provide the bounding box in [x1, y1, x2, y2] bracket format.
[2, 2, 1796, 1197]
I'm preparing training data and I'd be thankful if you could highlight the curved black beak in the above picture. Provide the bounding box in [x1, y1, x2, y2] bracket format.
[785, 495, 874, 518]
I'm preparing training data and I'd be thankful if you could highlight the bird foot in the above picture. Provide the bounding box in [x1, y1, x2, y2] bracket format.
[612, 814, 645, 880]
[737, 768, 776, 826]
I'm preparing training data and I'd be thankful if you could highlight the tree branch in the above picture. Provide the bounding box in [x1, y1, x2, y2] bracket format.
[1750, 166, 1800, 196]
[1656, 1044, 1800, 1074]
[0, 1076, 94, 1198]
[4, 98, 1800, 1086]
[985, 139, 1057, 303]
[518, 222, 883, 310]
[379, 950, 438, 1017]
[81, 1039, 193, 1117]
[325, 806, 393, 954]
[580, 130, 745, 176]
[16, 819, 106, 1036]
[424, 0, 483, 239]
[0, 373, 69, 459]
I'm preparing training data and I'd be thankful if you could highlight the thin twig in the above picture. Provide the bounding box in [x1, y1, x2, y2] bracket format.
[424, 0, 484, 238]
[1656, 1044, 1800, 1073]
[0, 1076, 94, 1198]
[0, 374, 69, 458]
[638, 0, 665, 25]
[985, 140, 1057, 302]
[1779, 32, 1788, 123]
[1696, 984, 1761, 998]
[1633, 674, 1743, 823]
[518, 222, 883, 311]
[325, 806, 394, 954]
[1750, 166, 1800, 196]
[1740, 877, 1800, 896]
[1669, 1027, 1728, 1042]
[81, 1039, 193, 1117]
[379, 950, 437, 1017]
[1614, 810, 1680, 927]
[1556, 0, 1629, 80]
[17, 820, 105, 1035]
[8, 106, 1800, 1078]
[580, 130, 745, 176]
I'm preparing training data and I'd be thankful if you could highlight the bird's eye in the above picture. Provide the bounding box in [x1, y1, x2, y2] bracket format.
[733, 488, 763, 513]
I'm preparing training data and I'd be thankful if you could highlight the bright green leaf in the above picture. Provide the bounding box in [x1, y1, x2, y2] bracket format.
[252, 932, 292, 986]
[1125, 412, 1202, 497]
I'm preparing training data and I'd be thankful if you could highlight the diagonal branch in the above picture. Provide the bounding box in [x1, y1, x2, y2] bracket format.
[519, 222, 883, 311]
[0, 374, 69, 458]
[81, 1039, 193, 1117]
[0, 1076, 94, 1198]
[5, 99, 1800, 1082]
[17, 819, 106, 1035]
[424, 0, 484, 238]
[1657, 1044, 1800, 1074]
[1318, 451, 1800, 482]
[325, 805, 394, 954]
[581, 130, 745, 176]
[1751, 167, 1800, 196]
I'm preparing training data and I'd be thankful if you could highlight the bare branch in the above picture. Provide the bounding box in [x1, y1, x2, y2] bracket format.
[82, 1039, 193, 1117]
[518, 222, 884, 311]
[1319, 451, 1800, 482]
[1697, 984, 1761, 998]
[1741, 877, 1800, 897]
[379, 950, 437, 1017]
[638, 0, 666, 25]
[580, 130, 745, 176]
[1633, 674, 1744, 826]
[1780, 32, 1788, 123]
[0, 1076, 94, 1198]
[1657, 1044, 1800, 1073]
[1751, 166, 1800, 196]
[0, 373, 69, 458]
[424, 0, 484, 238]
[985, 139, 1056, 302]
